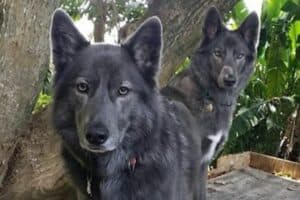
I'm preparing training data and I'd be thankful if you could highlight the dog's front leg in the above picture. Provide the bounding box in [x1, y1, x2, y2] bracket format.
[199, 163, 208, 200]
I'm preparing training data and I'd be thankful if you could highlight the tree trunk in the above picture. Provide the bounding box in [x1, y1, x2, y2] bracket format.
[91, 0, 107, 42]
[119, 0, 238, 86]
[0, 0, 57, 195]
[0, 108, 74, 200]
[0, 108, 76, 200]
[289, 106, 300, 162]
[278, 106, 300, 162]
[0, 1, 237, 199]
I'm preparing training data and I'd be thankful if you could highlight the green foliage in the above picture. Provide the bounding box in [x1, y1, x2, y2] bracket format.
[225, 1, 248, 26]
[224, 95, 298, 155]
[32, 65, 53, 114]
[59, 0, 85, 20]
[42, 66, 53, 95]
[114, 0, 146, 23]
[60, 0, 146, 32]
[223, 0, 300, 156]
[32, 93, 52, 114]
[175, 57, 191, 75]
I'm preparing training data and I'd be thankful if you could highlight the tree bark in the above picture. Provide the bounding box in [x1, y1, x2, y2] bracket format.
[119, 0, 238, 86]
[278, 106, 300, 162]
[289, 107, 300, 162]
[91, 0, 107, 42]
[0, 108, 74, 200]
[0, 0, 57, 194]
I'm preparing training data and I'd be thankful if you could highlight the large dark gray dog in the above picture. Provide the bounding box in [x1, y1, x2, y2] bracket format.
[162, 7, 260, 200]
[51, 9, 202, 200]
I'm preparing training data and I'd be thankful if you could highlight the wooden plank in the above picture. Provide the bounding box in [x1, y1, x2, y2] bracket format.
[209, 152, 251, 179]
[250, 152, 300, 180]
[208, 167, 300, 200]
[210, 151, 300, 180]
[216, 151, 251, 170]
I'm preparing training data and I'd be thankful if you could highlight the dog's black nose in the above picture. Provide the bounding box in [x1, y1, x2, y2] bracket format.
[86, 127, 109, 145]
[223, 75, 236, 87]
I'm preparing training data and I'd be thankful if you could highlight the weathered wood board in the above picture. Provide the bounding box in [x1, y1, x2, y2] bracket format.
[208, 152, 300, 200]
[208, 167, 300, 200]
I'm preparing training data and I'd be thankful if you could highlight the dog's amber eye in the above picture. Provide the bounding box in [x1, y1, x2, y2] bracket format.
[118, 86, 129, 96]
[236, 53, 244, 59]
[77, 82, 89, 93]
[213, 50, 222, 57]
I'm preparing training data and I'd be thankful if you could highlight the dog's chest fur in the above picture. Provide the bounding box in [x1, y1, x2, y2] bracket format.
[64, 140, 178, 200]
[162, 68, 236, 162]
[165, 70, 235, 125]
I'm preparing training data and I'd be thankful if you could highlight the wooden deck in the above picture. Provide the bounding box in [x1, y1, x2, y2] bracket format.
[208, 152, 300, 200]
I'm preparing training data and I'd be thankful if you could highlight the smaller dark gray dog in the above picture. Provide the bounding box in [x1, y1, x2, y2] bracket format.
[162, 7, 260, 200]
[51, 9, 202, 200]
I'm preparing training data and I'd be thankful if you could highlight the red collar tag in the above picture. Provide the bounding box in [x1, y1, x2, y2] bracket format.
[128, 157, 137, 172]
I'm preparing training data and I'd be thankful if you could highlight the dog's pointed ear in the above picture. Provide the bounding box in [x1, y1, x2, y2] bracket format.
[203, 7, 223, 40]
[238, 12, 260, 50]
[123, 16, 163, 87]
[50, 9, 89, 73]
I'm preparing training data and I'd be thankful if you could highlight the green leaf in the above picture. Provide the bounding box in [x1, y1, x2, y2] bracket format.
[230, 101, 268, 137]
[266, 68, 286, 97]
[262, 0, 287, 20]
[230, 1, 249, 26]
[289, 21, 300, 52]
[282, 0, 300, 20]
[294, 94, 300, 102]
[33, 93, 52, 114]
[266, 117, 275, 130]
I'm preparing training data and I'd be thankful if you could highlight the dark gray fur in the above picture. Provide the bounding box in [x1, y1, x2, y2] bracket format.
[161, 7, 260, 200]
[51, 9, 202, 200]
